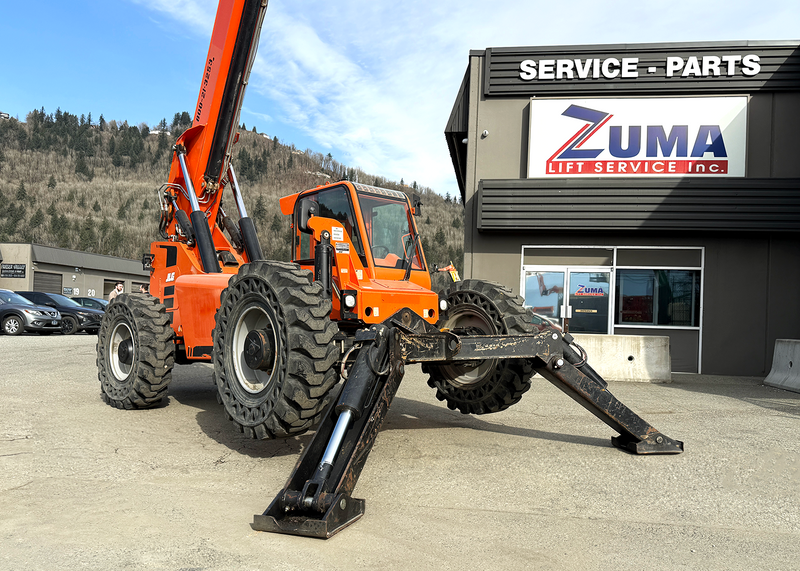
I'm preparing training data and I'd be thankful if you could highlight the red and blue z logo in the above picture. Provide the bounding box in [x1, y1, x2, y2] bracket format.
[553, 105, 612, 160]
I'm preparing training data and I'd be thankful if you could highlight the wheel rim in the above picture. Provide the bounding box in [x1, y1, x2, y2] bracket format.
[232, 304, 279, 394]
[5, 318, 20, 334]
[437, 304, 498, 388]
[62, 318, 74, 334]
[109, 321, 134, 380]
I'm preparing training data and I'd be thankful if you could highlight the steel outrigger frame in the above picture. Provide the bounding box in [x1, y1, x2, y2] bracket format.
[252, 311, 683, 538]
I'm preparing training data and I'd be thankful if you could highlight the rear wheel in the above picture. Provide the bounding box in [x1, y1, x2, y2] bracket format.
[424, 279, 535, 415]
[2, 315, 23, 336]
[213, 261, 340, 439]
[97, 293, 174, 409]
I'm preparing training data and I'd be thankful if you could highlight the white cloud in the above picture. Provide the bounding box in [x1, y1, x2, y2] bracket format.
[130, 0, 800, 196]
[130, 0, 217, 32]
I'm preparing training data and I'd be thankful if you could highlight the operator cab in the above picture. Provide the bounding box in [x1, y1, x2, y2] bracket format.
[280, 181, 439, 325]
[285, 182, 427, 278]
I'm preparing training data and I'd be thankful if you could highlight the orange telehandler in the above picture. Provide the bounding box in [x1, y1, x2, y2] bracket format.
[96, 0, 683, 538]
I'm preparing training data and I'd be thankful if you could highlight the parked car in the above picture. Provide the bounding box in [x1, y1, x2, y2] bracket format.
[16, 291, 104, 335]
[72, 296, 109, 311]
[0, 289, 62, 335]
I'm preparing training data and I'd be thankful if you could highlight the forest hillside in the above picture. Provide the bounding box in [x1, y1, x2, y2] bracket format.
[0, 108, 465, 276]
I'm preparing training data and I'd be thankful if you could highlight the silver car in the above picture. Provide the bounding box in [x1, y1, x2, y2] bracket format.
[0, 289, 62, 335]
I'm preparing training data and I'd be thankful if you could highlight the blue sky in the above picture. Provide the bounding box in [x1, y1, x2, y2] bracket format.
[1, 1, 798, 198]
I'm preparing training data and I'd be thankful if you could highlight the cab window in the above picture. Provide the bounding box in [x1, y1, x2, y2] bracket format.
[294, 186, 367, 267]
[358, 193, 423, 270]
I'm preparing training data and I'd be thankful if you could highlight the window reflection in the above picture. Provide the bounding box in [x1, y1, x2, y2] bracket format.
[616, 269, 700, 327]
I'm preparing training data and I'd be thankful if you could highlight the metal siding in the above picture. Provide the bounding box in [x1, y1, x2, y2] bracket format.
[477, 178, 800, 231]
[30, 244, 145, 275]
[445, 67, 471, 134]
[484, 42, 800, 96]
[445, 67, 471, 198]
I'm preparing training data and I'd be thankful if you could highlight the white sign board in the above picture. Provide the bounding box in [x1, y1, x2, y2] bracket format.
[528, 97, 747, 178]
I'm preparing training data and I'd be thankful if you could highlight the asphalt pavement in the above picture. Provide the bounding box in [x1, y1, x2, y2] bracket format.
[1, 333, 799, 570]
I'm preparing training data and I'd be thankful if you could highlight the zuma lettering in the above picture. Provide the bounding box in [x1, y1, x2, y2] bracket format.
[575, 285, 605, 296]
[546, 104, 730, 176]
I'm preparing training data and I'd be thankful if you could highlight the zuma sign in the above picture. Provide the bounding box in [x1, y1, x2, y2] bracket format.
[528, 97, 747, 178]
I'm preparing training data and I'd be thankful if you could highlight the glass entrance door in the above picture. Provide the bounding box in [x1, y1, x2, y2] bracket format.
[523, 268, 611, 333]
[566, 270, 611, 334]
[523, 270, 565, 322]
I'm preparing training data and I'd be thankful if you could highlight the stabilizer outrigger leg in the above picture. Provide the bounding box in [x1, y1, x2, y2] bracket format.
[252, 321, 682, 538]
[252, 325, 401, 538]
[532, 333, 684, 455]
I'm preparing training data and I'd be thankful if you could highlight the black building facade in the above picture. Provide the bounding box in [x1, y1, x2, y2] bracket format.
[446, 41, 800, 375]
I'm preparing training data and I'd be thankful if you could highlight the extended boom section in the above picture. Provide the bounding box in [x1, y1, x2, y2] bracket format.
[252, 321, 683, 538]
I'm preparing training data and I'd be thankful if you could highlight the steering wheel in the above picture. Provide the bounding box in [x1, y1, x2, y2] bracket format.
[372, 245, 390, 258]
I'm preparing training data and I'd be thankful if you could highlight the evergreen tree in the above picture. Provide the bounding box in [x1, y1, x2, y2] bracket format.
[79, 217, 97, 251]
[270, 213, 282, 233]
[30, 208, 45, 229]
[107, 226, 124, 254]
[92, 200, 101, 213]
[157, 130, 169, 155]
[16, 181, 26, 201]
[75, 153, 91, 178]
[47, 175, 57, 189]
[112, 148, 123, 168]
[253, 195, 267, 224]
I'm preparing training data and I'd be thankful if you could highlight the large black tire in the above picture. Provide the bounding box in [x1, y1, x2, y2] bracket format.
[2, 314, 23, 335]
[423, 279, 535, 415]
[61, 315, 78, 335]
[213, 261, 340, 439]
[97, 293, 174, 409]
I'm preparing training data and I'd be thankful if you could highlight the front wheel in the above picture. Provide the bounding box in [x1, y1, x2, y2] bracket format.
[2, 315, 23, 336]
[61, 316, 77, 335]
[423, 279, 536, 415]
[213, 261, 340, 439]
[97, 293, 174, 409]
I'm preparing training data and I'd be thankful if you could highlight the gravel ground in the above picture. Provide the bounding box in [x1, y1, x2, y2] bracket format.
[1, 333, 799, 570]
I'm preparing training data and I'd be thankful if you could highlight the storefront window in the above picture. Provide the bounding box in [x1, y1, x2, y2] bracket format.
[616, 269, 700, 327]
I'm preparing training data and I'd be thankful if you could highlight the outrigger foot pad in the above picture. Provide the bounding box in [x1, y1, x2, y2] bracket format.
[611, 432, 684, 455]
[251, 492, 365, 539]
